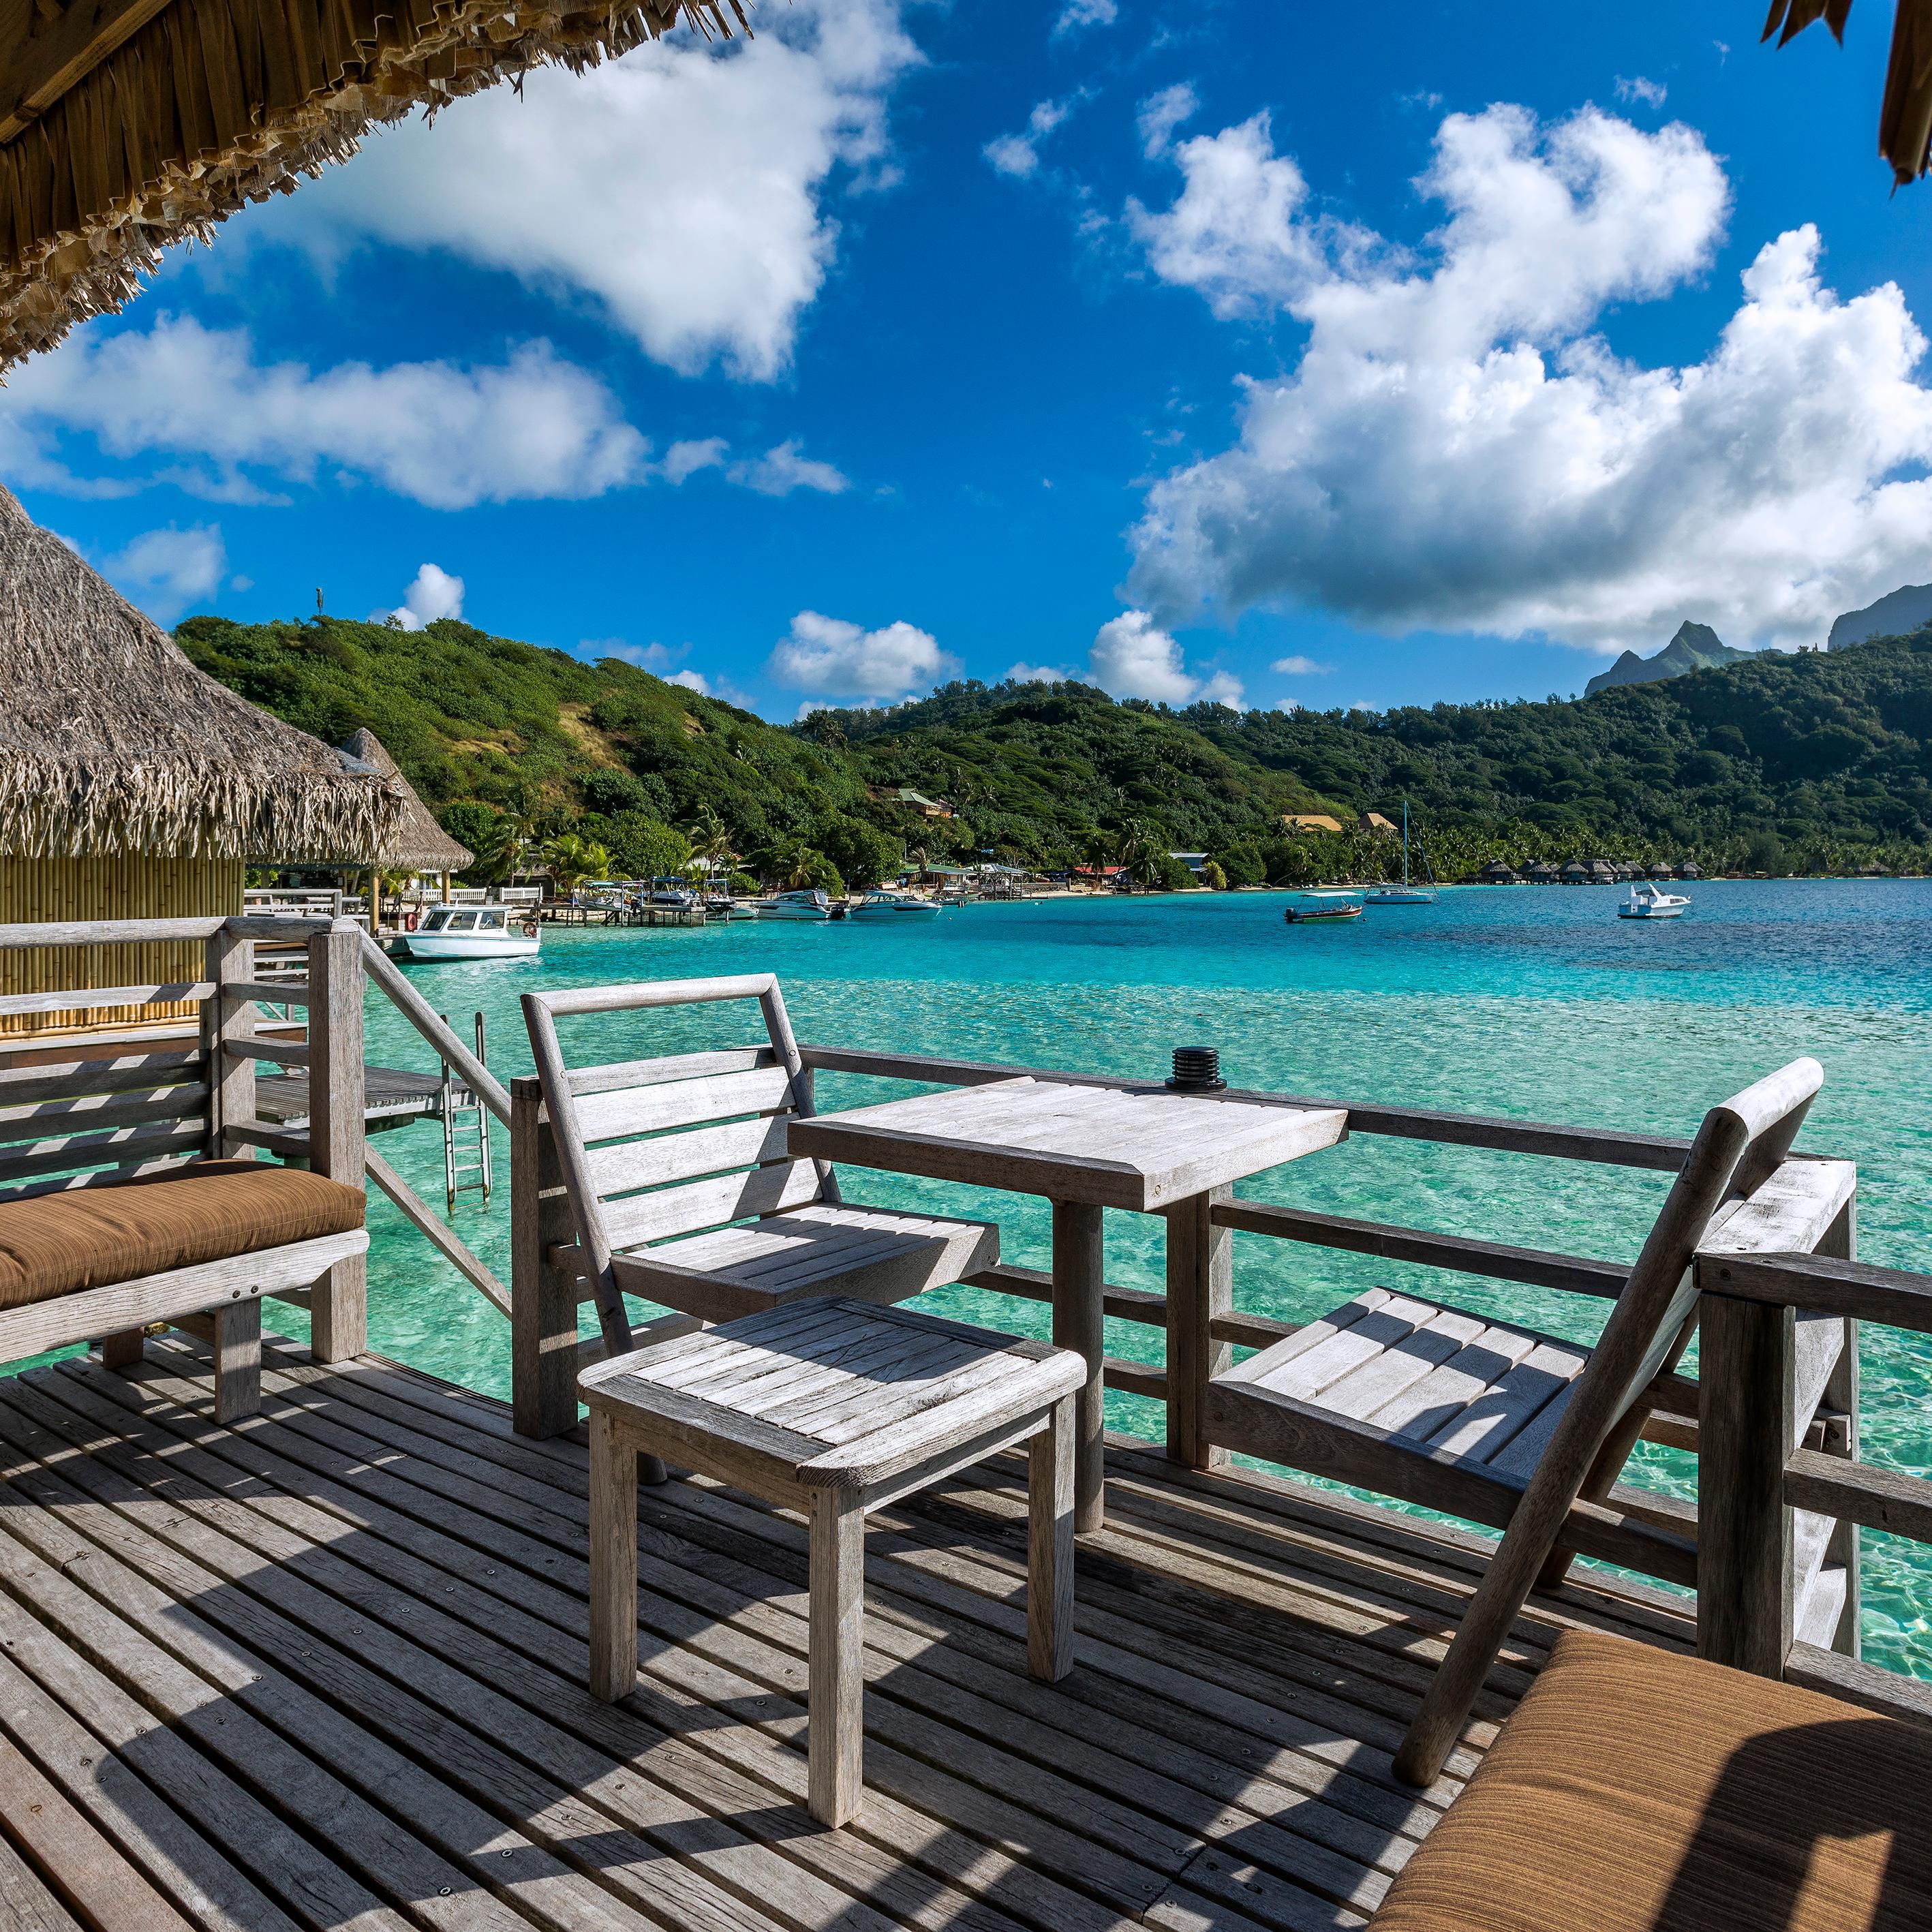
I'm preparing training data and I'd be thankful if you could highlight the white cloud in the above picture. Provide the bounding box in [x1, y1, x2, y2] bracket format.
[277, 0, 919, 382]
[1614, 75, 1668, 108]
[1270, 654, 1332, 674]
[1008, 661, 1075, 682]
[599, 640, 677, 668]
[1087, 609, 1243, 707]
[0, 315, 647, 508]
[986, 98, 1075, 179]
[659, 438, 729, 484]
[1054, 0, 1116, 33]
[1127, 102, 1932, 654]
[378, 562, 464, 631]
[104, 525, 227, 623]
[726, 440, 850, 495]
[666, 668, 709, 692]
[769, 610, 957, 697]
[1137, 83, 1199, 159]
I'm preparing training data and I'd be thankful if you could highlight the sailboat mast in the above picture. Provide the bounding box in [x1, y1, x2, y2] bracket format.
[1402, 797, 1410, 888]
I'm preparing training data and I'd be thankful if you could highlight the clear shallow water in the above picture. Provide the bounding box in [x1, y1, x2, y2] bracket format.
[322, 882, 1931, 1668]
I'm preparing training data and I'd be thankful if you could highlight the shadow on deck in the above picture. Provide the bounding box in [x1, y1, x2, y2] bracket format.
[0, 1334, 1691, 1932]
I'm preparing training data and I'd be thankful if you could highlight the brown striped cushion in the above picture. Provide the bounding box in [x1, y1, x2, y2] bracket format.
[1373, 1629, 1932, 1931]
[0, 1161, 363, 1311]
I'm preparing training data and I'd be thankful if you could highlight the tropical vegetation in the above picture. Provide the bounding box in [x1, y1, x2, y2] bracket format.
[174, 612, 1932, 885]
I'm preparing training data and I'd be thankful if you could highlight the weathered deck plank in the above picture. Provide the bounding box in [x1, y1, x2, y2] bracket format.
[0, 1337, 1690, 1931]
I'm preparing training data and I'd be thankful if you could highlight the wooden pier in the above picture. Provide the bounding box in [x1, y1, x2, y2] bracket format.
[0, 1328, 1690, 1932]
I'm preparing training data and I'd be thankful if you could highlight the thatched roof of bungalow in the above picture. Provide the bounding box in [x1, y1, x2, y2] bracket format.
[1522, 861, 1559, 883]
[1764, 1, 1932, 186]
[335, 729, 473, 874]
[0, 0, 740, 370]
[0, 484, 402, 861]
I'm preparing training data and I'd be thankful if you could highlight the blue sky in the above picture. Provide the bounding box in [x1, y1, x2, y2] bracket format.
[5, 0, 1931, 720]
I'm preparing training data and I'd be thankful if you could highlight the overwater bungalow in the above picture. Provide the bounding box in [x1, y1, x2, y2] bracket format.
[335, 729, 476, 924]
[1, 3, 1931, 1927]
[0, 484, 399, 1041]
[1520, 861, 1559, 884]
[1477, 860, 1520, 883]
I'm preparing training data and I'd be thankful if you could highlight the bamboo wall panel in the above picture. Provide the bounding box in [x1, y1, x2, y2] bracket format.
[0, 855, 243, 1037]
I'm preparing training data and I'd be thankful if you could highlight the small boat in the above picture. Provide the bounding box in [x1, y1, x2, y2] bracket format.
[1618, 883, 1691, 920]
[754, 889, 833, 921]
[848, 890, 941, 923]
[403, 904, 542, 960]
[1283, 889, 1365, 923]
[1364, 799, 1437, 906]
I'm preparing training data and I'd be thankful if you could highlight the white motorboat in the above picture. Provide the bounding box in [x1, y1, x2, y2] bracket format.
[1618, 883, 1691, 920]
[1283, 889, 1365, 924]
[754, 889, 833, 921]
[848, 890, 941, 923]
[403, 904, 542, 960]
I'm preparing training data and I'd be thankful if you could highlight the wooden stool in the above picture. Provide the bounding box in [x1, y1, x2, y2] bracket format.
[581, 1296, 1086, 1826]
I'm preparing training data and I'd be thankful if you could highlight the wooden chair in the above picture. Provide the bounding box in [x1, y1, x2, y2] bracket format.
[1200, 1056, 1837, 1786]
[521, 974, 1000, 1368]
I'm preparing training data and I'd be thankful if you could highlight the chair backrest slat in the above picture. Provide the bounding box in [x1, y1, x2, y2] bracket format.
[601, 1159, 822, 1251]
[566, 1046, 776, 1097]
[584, 1115, 791, 1197]
[572, 1065, 795, 1144]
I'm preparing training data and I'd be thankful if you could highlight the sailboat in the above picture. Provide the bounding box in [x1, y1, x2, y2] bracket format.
[1364, 799, 1437, 906]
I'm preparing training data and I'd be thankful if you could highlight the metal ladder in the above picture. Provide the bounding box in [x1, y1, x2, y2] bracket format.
[440, 1012, 493, 1211]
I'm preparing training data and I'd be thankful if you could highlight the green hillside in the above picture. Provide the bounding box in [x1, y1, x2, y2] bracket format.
[176, 613, 1932, 884]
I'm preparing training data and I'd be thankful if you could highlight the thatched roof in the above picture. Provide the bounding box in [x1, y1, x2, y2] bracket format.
[336, 727, 472, 872]
[1764, 0, 1932, 185]
[0, 0, 743, 371]
[0, 483, 403, 860]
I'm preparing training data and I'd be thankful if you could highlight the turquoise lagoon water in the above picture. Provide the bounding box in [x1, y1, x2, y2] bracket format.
[332, 883, 1932, 1668]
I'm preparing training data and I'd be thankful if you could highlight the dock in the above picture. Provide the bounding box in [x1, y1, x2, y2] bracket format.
[0, 1329, 1689, 1932]
[254, 1063, 469, 1135]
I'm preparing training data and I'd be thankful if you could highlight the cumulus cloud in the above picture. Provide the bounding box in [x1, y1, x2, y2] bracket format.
[1054, 0, 1117, 33]
[279, 0, 917, 382]
[1126, 102, 1932, 653]
[1137, 83, 1199, 159]
[0, 316, 647, 508]
[105, 525, 227, 623]
[986, 98, 1075, 178]
[1271, 654, 1332, 674]
[769, 610, 957, 698]
[667, 668, 710, 692]
[1088, 610, 1244, 707]
[1008, 660, 1075, 683]
[1614, 75, 1668, 108]
[726, 440, 850, 495]
[659, 438, 729, 484]
[378, 562, 465, 630]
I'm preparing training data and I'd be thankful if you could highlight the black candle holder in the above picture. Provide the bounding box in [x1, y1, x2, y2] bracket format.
[1166, 1045, 1226, 1094]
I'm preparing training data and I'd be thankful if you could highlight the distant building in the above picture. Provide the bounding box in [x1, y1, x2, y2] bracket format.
[1283, 814, 1344, 832]
[872, 786, 955, 819]
[1358, 812, 1397, 834]
[1169, 852, 1208, 877]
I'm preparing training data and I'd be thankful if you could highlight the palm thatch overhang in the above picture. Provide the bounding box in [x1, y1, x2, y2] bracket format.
[335, 726, 472, 872]
[0, 482, 403, 861]
[0, 0, 742, 371]
[1764, 0, 1932, 185]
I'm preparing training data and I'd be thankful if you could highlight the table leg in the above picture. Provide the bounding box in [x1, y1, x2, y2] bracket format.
[1165, 1186, 1231, 1471]
[1052, 1199, 1107, 1533]
[587, 1410, 638, 1702]
[1028, 1393, 1076, 1680]
[808, 1486, 866, 1827]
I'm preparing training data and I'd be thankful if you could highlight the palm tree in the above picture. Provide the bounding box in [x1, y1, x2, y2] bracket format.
[1114, 818, 1167, 891]
[784, 846, 845, 895]
[541, 833, 611, 900]
[477, 791, 543, 885]
[685, 807, 737, 882]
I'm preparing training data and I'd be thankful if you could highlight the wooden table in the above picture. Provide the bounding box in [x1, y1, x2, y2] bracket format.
[789, 1077, 1348, 1531]
[581, 1298, 1086, 1827]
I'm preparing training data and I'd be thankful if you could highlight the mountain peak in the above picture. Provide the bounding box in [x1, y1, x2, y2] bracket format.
[1584, 620, 1748, 697]
[1828, 584, 1932, 651]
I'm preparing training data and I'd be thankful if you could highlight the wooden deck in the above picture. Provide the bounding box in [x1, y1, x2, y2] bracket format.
[0, 1332, 1693, 1932]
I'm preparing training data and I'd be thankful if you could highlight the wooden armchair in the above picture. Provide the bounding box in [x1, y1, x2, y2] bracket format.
[1199, 1057, 1845, 1786]
[519, 973, 999, 1374]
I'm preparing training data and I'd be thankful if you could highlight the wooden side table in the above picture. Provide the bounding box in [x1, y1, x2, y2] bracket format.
[580, 1295, 1087, 1827]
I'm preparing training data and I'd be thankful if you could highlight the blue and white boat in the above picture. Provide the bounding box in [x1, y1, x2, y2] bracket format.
[848, 890, 941, 923]
[754, 889, 833, 921]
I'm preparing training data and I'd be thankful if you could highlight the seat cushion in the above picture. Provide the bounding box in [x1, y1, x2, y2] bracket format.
[0, 1160, 365, 1312]
[1373, 1629, 1932, 1931]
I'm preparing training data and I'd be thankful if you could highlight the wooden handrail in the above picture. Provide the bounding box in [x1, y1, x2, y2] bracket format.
[360, 936, 512, 1124]
[1695, 1249, 1932, 1334]
[1210, 1199, 1629, 1299]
